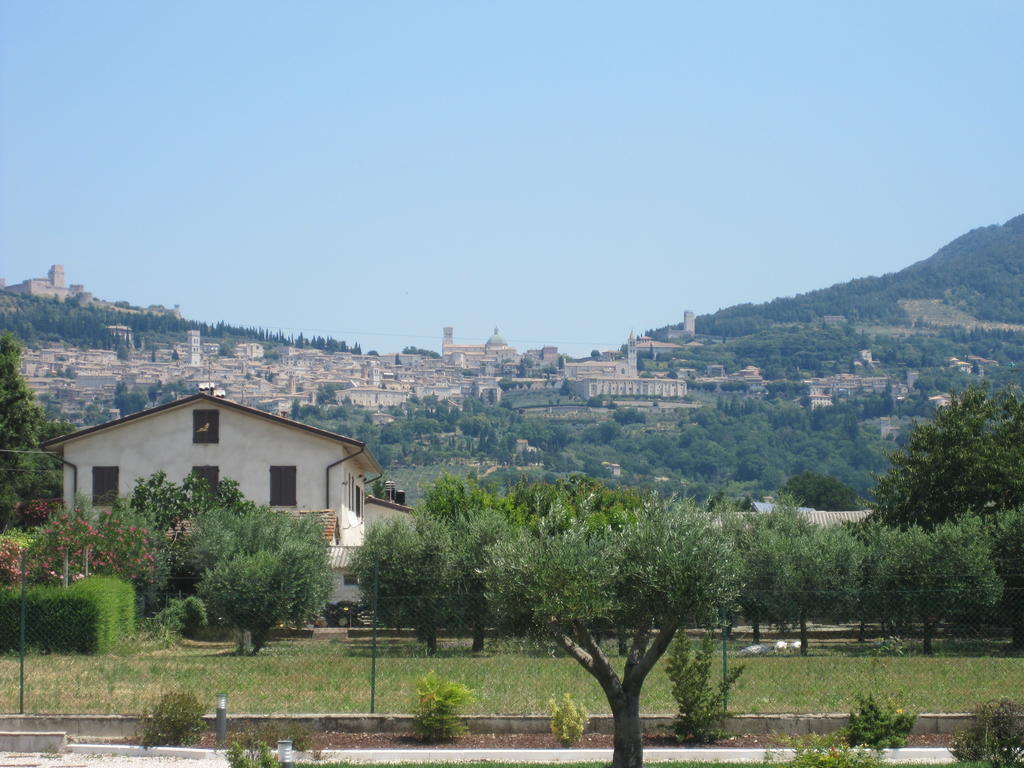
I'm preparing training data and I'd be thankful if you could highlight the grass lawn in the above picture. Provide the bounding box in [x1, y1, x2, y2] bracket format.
[2, 635, 1022, 715]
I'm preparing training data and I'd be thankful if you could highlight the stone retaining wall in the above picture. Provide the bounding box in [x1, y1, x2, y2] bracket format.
[0, 713, 973, 740]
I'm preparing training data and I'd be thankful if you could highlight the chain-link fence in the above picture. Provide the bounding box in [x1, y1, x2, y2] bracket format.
[3, 569, 1023, 716]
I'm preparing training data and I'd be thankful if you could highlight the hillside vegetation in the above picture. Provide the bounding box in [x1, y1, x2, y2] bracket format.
[0, 293, 358, 352]
[680, 214, 1024, 337]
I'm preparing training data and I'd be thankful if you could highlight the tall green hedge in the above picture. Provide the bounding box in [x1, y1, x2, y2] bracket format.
[0, 575, 135, 653]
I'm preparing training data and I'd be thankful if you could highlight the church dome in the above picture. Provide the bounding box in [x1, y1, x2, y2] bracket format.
[486, 327, 506, 347]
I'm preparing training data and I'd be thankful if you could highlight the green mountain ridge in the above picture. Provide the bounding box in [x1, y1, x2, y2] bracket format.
[0, 292, 359, 353]
[671, 213, 1024, 338]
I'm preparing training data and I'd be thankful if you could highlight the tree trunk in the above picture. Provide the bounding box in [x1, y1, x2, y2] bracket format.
[1011, 599, 1024, 650]
[752, 621, 761, 644]
[251, 628, 271, 655]
[551, 621, 677, 768]
[610, 687, 644, 768]
[799, 615, 808, 656]
[922, 621, 934, 656]
[471, 624, 485, 653]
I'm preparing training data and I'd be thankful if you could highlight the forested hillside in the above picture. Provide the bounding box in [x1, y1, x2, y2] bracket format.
[681, 214, 1024, 337]
[0, 293, 358, 352]
[291, 392, 900, 504]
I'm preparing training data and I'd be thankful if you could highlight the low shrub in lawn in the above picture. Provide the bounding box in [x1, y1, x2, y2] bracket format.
[951, 698, 1024, 767]
[843, 693, 916, 748]
[137, 690, 206, 747]
[413, 671, 473, 741]
[549, 692, 588, 746]
[775, 733, 885, 768]
[667, 631, 744, 742]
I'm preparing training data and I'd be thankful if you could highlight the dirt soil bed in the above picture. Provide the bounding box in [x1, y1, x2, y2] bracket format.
[189, 731, 952, 750]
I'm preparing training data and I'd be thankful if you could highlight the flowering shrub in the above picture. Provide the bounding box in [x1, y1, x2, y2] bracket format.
[28, 508, 157, 586]
[0, 532, 35, 585]
[15, 498, 62, 528]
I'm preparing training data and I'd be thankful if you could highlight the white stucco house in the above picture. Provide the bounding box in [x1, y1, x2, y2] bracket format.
[42, 392, 411, 601]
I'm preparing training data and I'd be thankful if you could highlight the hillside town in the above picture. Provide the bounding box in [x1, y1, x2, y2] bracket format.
[8, 265, 953, 427]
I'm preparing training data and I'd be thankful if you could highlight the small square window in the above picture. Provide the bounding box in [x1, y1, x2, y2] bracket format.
[193, 410, 219, 443]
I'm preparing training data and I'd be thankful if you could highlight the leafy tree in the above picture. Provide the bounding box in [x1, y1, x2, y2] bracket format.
[418, 473, 500, 522]
[868, 515, 1001, 654]
[486, 495, 737, 768]
[873, 385, 1024, 528]
[191, 505, 331, 654]
[731, 504, 863, 653]
[402, 346, 441, 359]
[123, 471, 255, 593]
[0, 332, 63, 531]
[450, 508, 514, 651]
[350, 515, 457, 653]
[356, 475, 514, 653]
[780, 472, 861, 510]
[988, 507, 1024, 649]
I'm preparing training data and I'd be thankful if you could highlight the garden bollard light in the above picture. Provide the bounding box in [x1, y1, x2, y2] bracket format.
[216, 694, 227, 747]
[278, 739, 294, 768]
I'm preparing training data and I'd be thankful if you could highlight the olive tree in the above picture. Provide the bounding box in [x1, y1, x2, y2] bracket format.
[731, 504, 863, 654]
[989, 507, 1024, 649]
[869, 515, 1001, 654]
[486, 496, 737, 768]
[352, 507, 513, 653]
[191, 505, 331, 654]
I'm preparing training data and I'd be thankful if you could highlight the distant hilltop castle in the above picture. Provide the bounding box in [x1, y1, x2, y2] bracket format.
[2, 264, 181, 317]
[2, 265, 92, 302]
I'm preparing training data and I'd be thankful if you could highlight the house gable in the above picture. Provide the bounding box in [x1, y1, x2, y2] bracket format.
[43, 393, 381, 513]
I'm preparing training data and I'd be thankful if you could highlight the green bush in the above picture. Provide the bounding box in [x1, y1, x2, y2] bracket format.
[192, 506, 331, 655]
[549, 693, 588, 746]
[781, 733, 885, 768]
[229, 723, 313, 754]
[137, 690, 206, 747]
[951, 699, 1024, 767]
[227, 741, 275, 768]
[666, 631, 744, 742]
[0, 575, 134, 653]
[68, 576, 135, 649]
[843, 694, 916, 748]
[412, 671, 473, 742]
[154, 596, 208, 637]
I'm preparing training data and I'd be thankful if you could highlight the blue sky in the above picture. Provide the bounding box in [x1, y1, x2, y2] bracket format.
[2, 1, 1022, 356]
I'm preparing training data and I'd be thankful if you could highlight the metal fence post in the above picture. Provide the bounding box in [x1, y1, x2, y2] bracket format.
[370, 560, 378, 714]
[19, 549, 27, 715]
[720, 605, 729, 711]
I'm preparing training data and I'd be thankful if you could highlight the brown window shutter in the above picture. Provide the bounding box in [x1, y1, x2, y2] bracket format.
[191, 465, 219, 490]
[92, 466, 119, 505]
[270, 466, 297, 506]
[193, 410, 220, 443]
